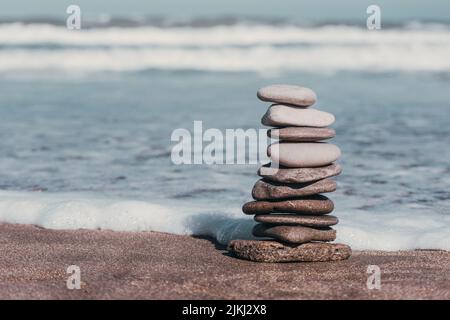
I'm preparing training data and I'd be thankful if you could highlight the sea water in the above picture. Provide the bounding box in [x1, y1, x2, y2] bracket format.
[0, 19, 450, 250]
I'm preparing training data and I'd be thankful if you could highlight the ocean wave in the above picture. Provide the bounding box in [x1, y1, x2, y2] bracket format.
[0, 23, 450, 73]
[0, 190, 449, 250]
[1, 16, 449, 29]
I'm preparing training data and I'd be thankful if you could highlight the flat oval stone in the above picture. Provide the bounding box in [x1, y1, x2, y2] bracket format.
[258, 163, 342, 183]
[268, 127, 335, 142]
[268, 143, 341, 168]
[252, 179, 336, 200]
[253, 224, 336, 244]
[254, 214, 338, 227]
[257, 85, 317, 107]
[242, 195, 334, 215]
[262, 105, 335, 127]
[228, 240, 352, 263]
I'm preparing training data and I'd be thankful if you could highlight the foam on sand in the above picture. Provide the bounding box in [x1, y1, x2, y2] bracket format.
[0, 191, 448, 251]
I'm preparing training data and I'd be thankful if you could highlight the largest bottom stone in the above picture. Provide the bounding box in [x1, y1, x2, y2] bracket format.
[227, 240, 351, 263]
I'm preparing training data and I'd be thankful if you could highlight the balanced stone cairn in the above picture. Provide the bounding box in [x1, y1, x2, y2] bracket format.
[228, 85, 352, 263]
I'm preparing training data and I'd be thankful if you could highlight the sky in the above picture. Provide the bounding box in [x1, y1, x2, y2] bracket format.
[1, 0, 449, 22]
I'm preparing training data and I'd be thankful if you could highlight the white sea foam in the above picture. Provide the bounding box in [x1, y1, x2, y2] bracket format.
[0, 191, 256, 244]
[1, 23, 450, 73]
[0, 191, 448, 250]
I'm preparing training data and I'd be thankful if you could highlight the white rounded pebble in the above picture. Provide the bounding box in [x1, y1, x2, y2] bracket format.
[262, 104, 335, 127]
[268, 142, 341, 167]
[257, 84, 317, 107]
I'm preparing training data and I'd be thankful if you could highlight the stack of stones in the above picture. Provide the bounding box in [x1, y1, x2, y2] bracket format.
[228, 85, 352, 263]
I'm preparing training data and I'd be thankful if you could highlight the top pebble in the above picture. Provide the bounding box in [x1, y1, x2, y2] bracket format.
[257, 84, 317, 107]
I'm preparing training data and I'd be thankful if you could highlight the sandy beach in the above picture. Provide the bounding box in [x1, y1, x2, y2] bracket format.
[0, 223, 448, 300]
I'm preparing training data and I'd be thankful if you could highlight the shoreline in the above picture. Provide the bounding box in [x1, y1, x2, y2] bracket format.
[0, 223, 448, 299]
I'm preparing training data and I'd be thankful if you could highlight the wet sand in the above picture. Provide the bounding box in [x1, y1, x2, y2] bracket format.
[0, 223, 448, 299]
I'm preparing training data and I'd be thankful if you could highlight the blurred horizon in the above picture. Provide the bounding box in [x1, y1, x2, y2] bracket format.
[2, 0, 450, 23]
[1, 0, 450, 75]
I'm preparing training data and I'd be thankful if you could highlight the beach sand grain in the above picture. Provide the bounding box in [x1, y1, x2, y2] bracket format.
[0, 223, 448, 300]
